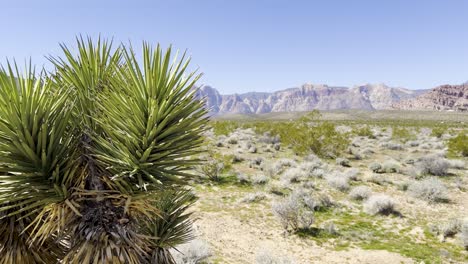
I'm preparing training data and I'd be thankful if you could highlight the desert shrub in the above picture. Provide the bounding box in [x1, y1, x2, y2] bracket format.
[352, 125, 375, 138]
[241, 192, 267, 203]
[462, 221, 468, 250]
[232, 153, 244, 163]
[407, 178, 448, 203]
[382, 142, 403, 150]
[367, 174, 388, 185]
[336, 158, 351, 167]
[392, 126, 415, 143]
[252, 174, 269, 185]
[299, 160, 323, 176]
[288, 111, 349, 157]
[248, 145, 258, 153]
[349, 186, 371, 201]
[438, 219, 462, 239]
[344, 168, 360, 181]
[321, 222, 338, 235]
[272, 193, 314, 231]
[255, 249, 296, 264]
[417, 155, 450, 176]
[236, 173, 250, 184]
[448, 131, 468, 157]
[369, 162, 383, 173]
[325, 173, 350, 191]
[226, 135, 239, 144]
[259, 132, 281, 144]
[197, 159, 224, 181]
[311, 168, 326, 178]
[302, 181, 316, 189]
[382, 160, 400, 173]
[211, 121, 240, 136]
[281, 168, 306, 183]
[244, 112, 349, 157]
[266, 158, 297, 177]
[405, 140, 420, 147]
[364, 195, 397, 215]
[172, 239, 211, 264]
[316, 194, 335, 210]
[431, 126, 445, 138]
[268, 184, 288, 196]
[448, 159, 465, 169]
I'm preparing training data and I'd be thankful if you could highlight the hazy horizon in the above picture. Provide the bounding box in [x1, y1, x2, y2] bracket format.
[1, 0, 467, 93]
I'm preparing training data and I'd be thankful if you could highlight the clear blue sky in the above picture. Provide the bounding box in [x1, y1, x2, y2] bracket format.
[1, 0, 467, 93]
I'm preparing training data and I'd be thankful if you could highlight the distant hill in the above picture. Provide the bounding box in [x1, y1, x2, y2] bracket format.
[196, 83, 428, 115]
[393, 84, 468, 111]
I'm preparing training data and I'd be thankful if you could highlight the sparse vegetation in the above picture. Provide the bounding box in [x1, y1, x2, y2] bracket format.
[349, 186, 371, 201]
[364, 195, 397, 215]
[417, 155, 450, 176]
[407, 178, 448, 203]
[172, 240, 212, 264]
[448, 131, 468, 157]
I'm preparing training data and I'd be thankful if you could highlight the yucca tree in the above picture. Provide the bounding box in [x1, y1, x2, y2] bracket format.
[0, 38, 208, 263]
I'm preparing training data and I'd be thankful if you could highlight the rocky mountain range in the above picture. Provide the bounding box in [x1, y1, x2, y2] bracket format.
[196, 83, 429, 115]
[393, 84, 468, 111]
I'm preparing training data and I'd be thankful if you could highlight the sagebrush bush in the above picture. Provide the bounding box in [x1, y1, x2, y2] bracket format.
[299, 160, 323, 176]
[336, 157, 351, 167]
[382, 160, 400, 173]
[326, 173, 350, 191]
[364, 195, 397, 215]
[349, 186, 371, 201]
[448, 159, 465, 169]
[272, 193, 314, 231]
[369, 162, 383, 173]
[171, 239, 211, 264]
[448, 132, 468, 157]
[407, 178, 448, 203]
[281, 167, 307, 183]
[241, 192, 267, 203]
[255, 249, 296, 264]
[462, 221, 468, 250]
[344, 168, 360, 181]
[367, 174, 388, 185]
[383, 142, 403, 150]
[438, 219, 462, 239]
[417, 155, 449, 176]
[236, 173, 250, 184]
[252, 174, 269, 185]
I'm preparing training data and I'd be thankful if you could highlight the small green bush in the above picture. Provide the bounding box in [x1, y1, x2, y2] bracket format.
[448, 131, 468, 157]
[392, 126, 415, 143]
[211, 121, 240, 136]
[431, 127, 445, 138]
[352, 125, 375, 138]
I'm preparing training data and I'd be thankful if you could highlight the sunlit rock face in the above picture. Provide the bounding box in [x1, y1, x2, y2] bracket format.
[196, 83, 428, 115]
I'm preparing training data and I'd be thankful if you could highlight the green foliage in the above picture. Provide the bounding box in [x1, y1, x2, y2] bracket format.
[431, 126, 445, 138]
[391, 126, 415, 143]
[289, 112, 349, 157]
[352, 125, 375, 138]
[0, 38, 208, 263]
[143, 189, 197, 263]
[211, 121, 240, 136]
[232, 111, 349, 157]
[448, 131, 468, 157]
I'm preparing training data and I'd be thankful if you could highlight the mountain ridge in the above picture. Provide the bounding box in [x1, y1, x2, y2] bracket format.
[196, 83, 430, 115]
